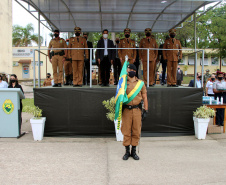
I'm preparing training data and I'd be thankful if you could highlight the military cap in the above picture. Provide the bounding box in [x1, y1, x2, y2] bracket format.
[145, 28, 152, 32]
[127, 64, 137, 71]
[83, 32, 88, 35]
[47, 73, 51, 76]
[205, 69, 210, 72]
[74, 27, 81, 32]
[169, 28, 176, 34]
[54, 29, 59, 33]
[124, 28, 131, 33]
[217, 71, 223, 75]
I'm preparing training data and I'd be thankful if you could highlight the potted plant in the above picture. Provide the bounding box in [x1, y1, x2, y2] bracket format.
[193, 105, 215, 140]
[24, 105, 46, 141]
[183, 65, 188, 76]
[102, 96, 123, 141]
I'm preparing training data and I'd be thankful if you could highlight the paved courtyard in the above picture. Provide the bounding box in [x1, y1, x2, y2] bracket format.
[1, 111, 226, 185]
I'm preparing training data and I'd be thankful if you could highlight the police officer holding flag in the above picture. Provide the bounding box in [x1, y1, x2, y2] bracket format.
[115, 59, 148, 160]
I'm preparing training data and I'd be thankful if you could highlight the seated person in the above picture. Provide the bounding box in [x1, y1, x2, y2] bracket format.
[43, 73, 53, 87]
[189, 72, 202, 88]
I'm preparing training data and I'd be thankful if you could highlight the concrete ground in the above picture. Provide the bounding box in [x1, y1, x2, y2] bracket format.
[1, 112, 226, 185]
[2, 83, 225, 185]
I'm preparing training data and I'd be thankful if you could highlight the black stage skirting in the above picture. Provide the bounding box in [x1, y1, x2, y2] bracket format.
[34, 86, 202, 137]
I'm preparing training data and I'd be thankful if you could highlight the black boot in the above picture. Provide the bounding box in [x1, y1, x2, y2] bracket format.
[122, 146, 130, 160]
[131, 146, 139, 160]
[64, 76, 69, 85]
[70, 74, 73, 85]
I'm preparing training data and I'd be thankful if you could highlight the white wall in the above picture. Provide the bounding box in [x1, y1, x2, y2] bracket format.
[0, 0, 12, 74]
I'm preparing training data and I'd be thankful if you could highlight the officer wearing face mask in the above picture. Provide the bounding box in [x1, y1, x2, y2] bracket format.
[68, 27, 89, 87]
[163, 29, 182, 87]
[121, 64, 148, 160]
[139, 28, 158, 86]
[213, 72, 225, 126]
[118, 28, 136, 66]
[48, 30, 67, 87]
[43, 73, 53, 87]
[64, 39, 73, 85]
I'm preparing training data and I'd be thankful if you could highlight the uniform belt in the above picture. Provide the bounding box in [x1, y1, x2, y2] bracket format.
[104, 55, 108, 57]
[54, 52, 61, 55]
[123, 103, 142, 110]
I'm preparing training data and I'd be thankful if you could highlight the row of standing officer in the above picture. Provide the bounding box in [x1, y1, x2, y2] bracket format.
[112, 28, 182, 87]
[48, 27, 89, 87]
[48, 27, 182, 87]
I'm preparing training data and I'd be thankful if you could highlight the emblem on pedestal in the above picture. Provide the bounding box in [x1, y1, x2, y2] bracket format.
[2, 99, 14, 114]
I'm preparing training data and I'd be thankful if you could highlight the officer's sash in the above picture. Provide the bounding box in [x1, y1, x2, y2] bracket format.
[124, 80, 144, 105]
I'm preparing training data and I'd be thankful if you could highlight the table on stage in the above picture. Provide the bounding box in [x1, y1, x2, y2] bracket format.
[206, 104, 226, 133]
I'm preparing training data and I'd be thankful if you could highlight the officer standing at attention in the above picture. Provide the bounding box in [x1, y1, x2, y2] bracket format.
[118, 28, 136, 66]
[68, 27, 89, 87]
[139, 28, 158, 86]
[121, 64, 148, 160]
[64, 39, 73, 85]
[163, 29, 182, 87]
[43, 73, 52, 87]
[48, 30, 67, 87]
[204, 69, 212, 94]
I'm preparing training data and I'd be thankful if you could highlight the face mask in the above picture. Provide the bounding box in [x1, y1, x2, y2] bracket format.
[198, 76, 202, 79]
[178, 68, 180, 70]
[218, 77, 223, 80]
[146, 32, 151, 37]
[170, 34, 175, 38]
[75, 32, 80, 36]
[125, 34, 130, 38]
[103, 34, 108, 39]
[66, 42, 69, 46]
[84, 36, 87, 40]
[10, 79, 16, 83]
[128, 71, 136, 78]
[211, 78, 215, 81]
[54, 33, 59, 38]
[116, 40, 119, 44]
[47, 76, 50, 78]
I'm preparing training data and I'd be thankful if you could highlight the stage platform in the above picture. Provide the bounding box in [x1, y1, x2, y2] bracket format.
[34, 85, 202, 137]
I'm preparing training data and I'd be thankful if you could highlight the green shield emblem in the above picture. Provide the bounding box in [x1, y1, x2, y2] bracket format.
[2, 99, 14, 114]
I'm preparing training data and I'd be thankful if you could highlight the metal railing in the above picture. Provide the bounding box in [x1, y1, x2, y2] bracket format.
[33, 48, 205, 88]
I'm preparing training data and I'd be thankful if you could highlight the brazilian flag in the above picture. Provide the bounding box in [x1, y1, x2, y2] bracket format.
[114, 61, 129, 133]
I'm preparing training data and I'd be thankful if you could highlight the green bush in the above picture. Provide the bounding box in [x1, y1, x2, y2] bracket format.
[193, 105, 215, 119]
[23, 105, 42, 119]
[102, 96, 115, 121]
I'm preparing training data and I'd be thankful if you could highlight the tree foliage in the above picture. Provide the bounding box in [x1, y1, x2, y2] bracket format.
[12, 23, 43, 47]
[176, 4, 226, 58]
